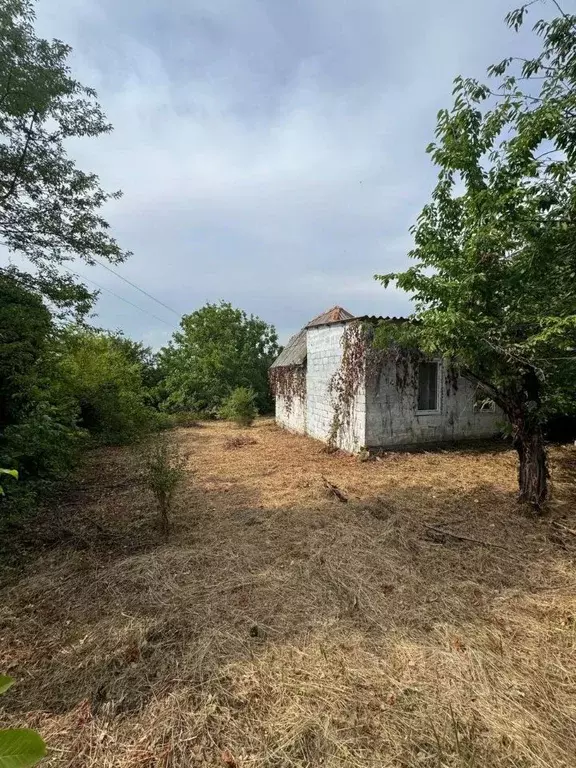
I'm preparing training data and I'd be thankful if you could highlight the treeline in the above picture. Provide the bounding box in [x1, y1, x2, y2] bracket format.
[0, 269, 278, 514]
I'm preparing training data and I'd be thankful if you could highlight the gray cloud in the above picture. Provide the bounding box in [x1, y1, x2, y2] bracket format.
[8, 0, 544, 345]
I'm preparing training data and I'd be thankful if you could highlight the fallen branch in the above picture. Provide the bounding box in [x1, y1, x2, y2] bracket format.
[552, 521, 576, 537]
[322, 476, 348, 503]
[423, 524, 510, 551]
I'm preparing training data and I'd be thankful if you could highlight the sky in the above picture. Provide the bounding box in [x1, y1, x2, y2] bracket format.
[3, 0, 545, 346]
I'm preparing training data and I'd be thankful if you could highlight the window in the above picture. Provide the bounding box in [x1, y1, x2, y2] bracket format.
[417, 361, 440, 412]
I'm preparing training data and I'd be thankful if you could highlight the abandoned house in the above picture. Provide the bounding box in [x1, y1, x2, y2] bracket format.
[269, 306, 502, 453]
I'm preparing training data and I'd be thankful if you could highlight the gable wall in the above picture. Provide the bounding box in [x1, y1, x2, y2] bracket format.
[306, 324, 366, 452]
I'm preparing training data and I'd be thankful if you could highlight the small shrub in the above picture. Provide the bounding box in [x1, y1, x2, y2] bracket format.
[220, 387, 258, 427]
[144, 440, 186, 534]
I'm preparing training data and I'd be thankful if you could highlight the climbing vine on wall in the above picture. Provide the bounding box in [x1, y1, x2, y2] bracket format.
[445, 361, 459, 397]
[328, 322, 367, 447]
[269, 366, 306, 414]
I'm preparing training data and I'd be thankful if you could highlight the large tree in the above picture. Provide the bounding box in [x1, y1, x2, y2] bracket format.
[0, 0, 128, 293]
[376, 2, 576, 509]
[159, 302, 279, 414]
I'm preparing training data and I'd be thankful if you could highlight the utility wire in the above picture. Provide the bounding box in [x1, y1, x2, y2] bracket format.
[0, 262, 176, 328]
[90, 257, 181, 316]
[65, 267, 176, 328]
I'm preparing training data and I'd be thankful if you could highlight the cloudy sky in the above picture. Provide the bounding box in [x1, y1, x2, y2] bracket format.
[9, 0, 544, 345]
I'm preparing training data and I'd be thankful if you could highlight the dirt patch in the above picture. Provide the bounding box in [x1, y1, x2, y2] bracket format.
[1, 420, 576, 767]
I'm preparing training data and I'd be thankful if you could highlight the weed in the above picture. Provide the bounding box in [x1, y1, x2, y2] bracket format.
[144, 440, 186, 534]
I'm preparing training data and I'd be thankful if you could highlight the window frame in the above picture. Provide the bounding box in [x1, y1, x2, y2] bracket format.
[416, 359, 442, 415]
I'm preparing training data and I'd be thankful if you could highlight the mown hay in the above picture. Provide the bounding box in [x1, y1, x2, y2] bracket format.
[1, 420, 575, 767]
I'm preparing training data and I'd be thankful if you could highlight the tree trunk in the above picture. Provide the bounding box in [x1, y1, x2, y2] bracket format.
[513, 420, 548, 510]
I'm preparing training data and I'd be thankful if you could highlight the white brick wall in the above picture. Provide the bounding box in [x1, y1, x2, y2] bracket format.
[274, 324, 502, 452]
[276, 392, 306, 434]
[306, 324, 366, 452]
[365, 358, 502, 447]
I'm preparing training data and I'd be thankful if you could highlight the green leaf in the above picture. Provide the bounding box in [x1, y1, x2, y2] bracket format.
[0, 470, 18, 480]
[0, 677, 14, 695]
[0, 729, 46, 768]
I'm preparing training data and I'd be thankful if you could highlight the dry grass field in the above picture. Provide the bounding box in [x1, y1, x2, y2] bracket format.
[1, 419, 576, 767]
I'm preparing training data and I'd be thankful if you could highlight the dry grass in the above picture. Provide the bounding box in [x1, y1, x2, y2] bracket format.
[1, 419, 576, 767]
[223, 435, 258, 451]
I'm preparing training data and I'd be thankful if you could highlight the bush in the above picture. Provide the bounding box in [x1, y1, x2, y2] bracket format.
[58, 329, 152, 445]
[219, 387, 258, 427]
[144, 439, 186, 534]
[0, 400, 85, 509]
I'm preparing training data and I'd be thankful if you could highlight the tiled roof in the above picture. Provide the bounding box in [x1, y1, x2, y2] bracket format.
[270, 306, 353, 369]
[306, 306, 355, 327]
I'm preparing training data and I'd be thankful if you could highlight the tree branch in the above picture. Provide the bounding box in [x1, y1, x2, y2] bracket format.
[461, 367, 508, 409]
[549, 0, 569, 20]
[0, 111, 37, 203]
[0, 70, 13, 108]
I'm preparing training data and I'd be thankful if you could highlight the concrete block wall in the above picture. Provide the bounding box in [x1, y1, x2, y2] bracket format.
[306, 323, 366, 452]
[276, 391, 306, 434]
[365, 358, 503, 448]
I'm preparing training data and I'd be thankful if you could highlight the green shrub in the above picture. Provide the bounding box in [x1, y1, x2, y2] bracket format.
[219, 387, 258, 427]
[58, 329, 152, 445]
[0, 401, 85, 506]
[144, 440, 186, 534]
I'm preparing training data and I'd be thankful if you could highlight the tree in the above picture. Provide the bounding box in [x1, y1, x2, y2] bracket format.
[376, 2, 576, 509]
[0, 0, 129, 291]
[159, 302, 279, 414]
[57, 327, 151, 444]
[0, 271, 84, 508]
[0, 268, 53, 429]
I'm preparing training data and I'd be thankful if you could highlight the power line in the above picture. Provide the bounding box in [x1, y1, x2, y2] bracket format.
[64, 267, 176, 328]
[90, 257, 181, 317]
[0, 263, 176, 328]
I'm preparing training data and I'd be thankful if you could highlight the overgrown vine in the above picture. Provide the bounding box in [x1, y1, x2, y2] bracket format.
[269, 366, 306, 414]
[328, 322, 367, 447]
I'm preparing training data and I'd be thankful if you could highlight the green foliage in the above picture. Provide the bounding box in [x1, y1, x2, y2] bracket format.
[0, 272, 85, 511]
[57, 328, 152, 445]
[144, 439, 186, 534]
[1, 400, 84, 481]
[220, 387, 258, 427]
[0, 729, 46, 768]
[0, 469, 18, 497]
[375, 2, 576, 506]
[0, 675, 46, 767]
[0, 0, 129, 281]
[159, 302, 279, 415]
[0, 270, 53, 429]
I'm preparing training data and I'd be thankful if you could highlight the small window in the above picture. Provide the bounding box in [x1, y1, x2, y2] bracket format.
[417, 361, 439, 412]
[474, 389, 496, 412]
